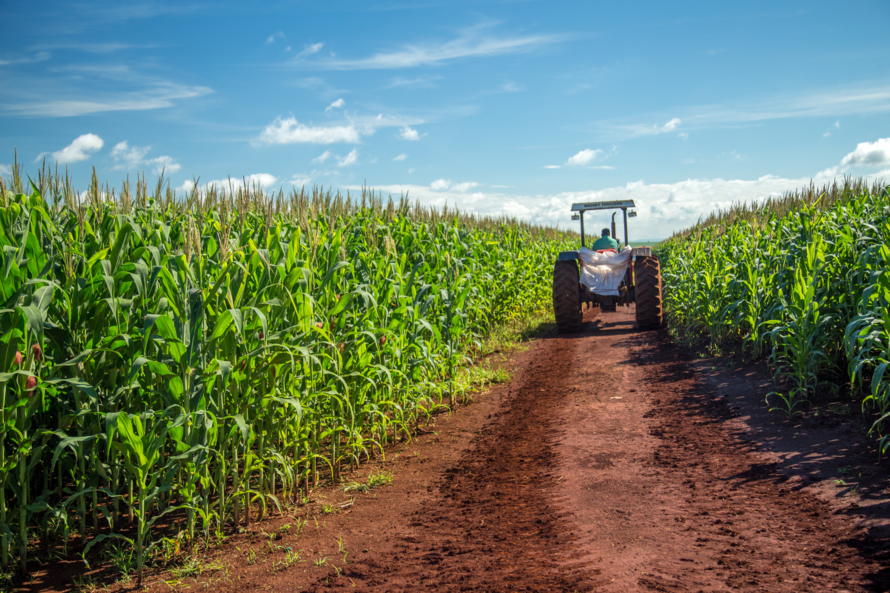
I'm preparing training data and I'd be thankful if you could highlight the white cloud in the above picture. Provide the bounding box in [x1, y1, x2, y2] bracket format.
[294, 43, 324, 59]
[393, 153, 407, 161]
[543, 165, 561, 169]
[110, 140, 180, 174]
[110, 140, 149, 167]
[254, 116, 362, 145]
[0, 164, 10, 176]
[678, 132, 689, 140]
[296, 25, 562, 70]
[37, 134, 104, 164]
[681, 159, 694, 164]
[338, 149, 358, 167]
[452, 181, 478, 192]
[267, 31, 285, 44]
[400, 126, 422, 141]
[566, 149, 603, 166]
[662, 118, 681, 132]
[839, 137, 890, 168]
[817, 137, 890, 177]
[148, 155, 181, 174]
[179, 174, 279, 193]
[325, 98, 345, 111]
[313, 150, 332, 164]
[349, 170, 883, 240]
[290, 175, 312, 187]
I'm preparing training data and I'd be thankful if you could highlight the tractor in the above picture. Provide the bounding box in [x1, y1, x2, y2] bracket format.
[552, 199, 663, 332]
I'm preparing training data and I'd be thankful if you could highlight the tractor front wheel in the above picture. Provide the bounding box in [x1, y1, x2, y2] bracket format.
[635, 255, 663, 330]
[553, 260, 582, 332]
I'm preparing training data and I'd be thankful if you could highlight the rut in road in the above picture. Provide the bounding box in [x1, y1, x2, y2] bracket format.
[321, 321, 601, 592]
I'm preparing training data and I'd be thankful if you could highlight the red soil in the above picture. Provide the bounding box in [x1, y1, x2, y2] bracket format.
[30, 307, 890, 592]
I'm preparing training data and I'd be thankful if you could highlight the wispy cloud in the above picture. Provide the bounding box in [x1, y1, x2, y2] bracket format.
[74, 3, 201, 23]
[597, 83, 890, 139]
[0, 52, 51, 66]
[30, 43, 156, 54]
[566, 148, 603, 166]
[609, 118, 682, 139]
[36, 134, 104, 164]
[393, 153, 407, 161]
[452, 181, 478, 192]
[385, 76, 442, 89]
[325, 98, 345, 111]
[254, 117, 363, 145]
[313, 151, 331, 163]
[823, 119, 841, 137]
[267, 31, 285, 44]
[338, 149, 358, 167]
[294, 43, 324, 59]
[0, 164, 11, 176]
[0, 63, 212, 118]
[293, 24, 563, 70]
[110, 140, 180, 174]
[290, 175, 311, 187]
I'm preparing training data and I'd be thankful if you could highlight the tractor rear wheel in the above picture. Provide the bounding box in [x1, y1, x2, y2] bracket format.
[553, 260, 582, 333]
[635, 255, 663, 329]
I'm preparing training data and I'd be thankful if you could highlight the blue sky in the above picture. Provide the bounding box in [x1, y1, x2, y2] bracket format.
[1, 0, 889, 239]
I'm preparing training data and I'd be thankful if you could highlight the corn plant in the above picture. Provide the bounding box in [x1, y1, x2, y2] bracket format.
[0, 160, 574, 577]
[659, 177, 890, 451]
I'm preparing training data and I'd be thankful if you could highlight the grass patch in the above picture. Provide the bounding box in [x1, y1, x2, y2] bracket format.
[344, 470, 393, 493]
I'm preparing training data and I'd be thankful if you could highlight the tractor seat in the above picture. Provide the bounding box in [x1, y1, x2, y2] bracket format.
[596, 249, 618, 254]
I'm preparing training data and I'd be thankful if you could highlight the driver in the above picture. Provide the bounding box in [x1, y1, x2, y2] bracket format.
[591, 228, 619, 251]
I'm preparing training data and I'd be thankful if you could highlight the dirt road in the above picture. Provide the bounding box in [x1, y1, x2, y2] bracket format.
[236, 307, 884, 592]
[44, 307, 888, 592]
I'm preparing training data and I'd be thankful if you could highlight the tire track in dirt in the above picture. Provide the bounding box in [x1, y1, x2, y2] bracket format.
[310, 312, 605, 592]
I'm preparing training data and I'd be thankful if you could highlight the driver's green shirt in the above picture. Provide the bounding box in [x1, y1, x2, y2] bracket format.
[591, 236, 620, 250]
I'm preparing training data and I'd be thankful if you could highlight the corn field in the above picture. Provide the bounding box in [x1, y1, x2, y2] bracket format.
[658, 177, 890, 455]
[0, 159, 573, 582]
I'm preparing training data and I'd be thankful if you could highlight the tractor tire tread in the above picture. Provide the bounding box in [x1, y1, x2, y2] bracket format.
[553, 261, 582, 333]
[635, 255, 663, 330]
